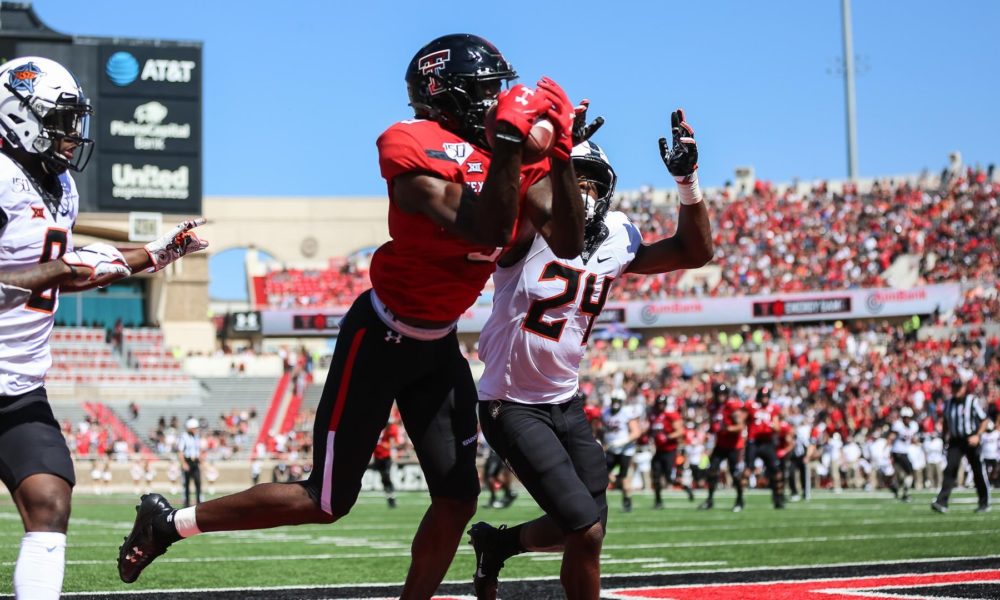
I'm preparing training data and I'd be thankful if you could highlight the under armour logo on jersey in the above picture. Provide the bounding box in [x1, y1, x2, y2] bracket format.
[384, 330, 402, 344]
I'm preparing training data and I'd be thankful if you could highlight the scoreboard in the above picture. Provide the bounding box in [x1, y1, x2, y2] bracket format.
[0, 3, 202, 215]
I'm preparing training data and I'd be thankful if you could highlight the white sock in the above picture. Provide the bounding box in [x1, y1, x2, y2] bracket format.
[173, 506, 202, 538]
[14, 531, 65, 600]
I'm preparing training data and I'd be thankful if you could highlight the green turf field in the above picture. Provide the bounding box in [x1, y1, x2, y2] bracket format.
[0, 489, 996, 594]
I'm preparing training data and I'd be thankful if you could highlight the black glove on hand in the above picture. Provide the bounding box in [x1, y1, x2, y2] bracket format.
[658, 108, 698, 182]
[571, 99, 605, 146]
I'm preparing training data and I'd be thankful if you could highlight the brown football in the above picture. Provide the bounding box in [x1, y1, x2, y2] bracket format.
[483, 105, 556, 164]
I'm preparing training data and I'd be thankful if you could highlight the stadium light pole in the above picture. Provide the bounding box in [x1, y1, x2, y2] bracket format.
[841, 0, 859, 179]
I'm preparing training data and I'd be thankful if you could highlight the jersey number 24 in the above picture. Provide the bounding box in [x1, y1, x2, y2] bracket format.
[522, 261, 613, 345]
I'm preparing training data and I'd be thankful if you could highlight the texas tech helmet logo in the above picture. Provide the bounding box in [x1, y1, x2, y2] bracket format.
[417, 49, 451, 95]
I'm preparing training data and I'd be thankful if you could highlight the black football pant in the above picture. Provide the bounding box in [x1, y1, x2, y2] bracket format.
[183, 459, 201, 507]
[706, 446, 744, 503]
[935, 440, 991, 508]
[368, 457, 394, 497]
[746, 440, 783, 503]
[302, 290, 479, 518]
[651, 449, 692, 502]
[788, 454, 810, 499]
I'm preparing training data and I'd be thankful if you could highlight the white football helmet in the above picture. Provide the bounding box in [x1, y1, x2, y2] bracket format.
[0, 56, 93, 172]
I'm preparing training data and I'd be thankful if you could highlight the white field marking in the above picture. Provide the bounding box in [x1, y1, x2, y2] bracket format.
[600, 568, 1000, 600]
[55, 559, 1000, 597]
[600, 528, 1000, 551]
[525, 554, 725, 567]
[53, 514, 963, 547]
[30, 530, 1000, 566]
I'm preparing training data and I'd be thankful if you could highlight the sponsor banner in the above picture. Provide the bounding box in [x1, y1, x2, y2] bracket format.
[99, 45, 200, 98]
[627, 284, 962, 328]
[97, 153, 201, 213]
[261, 309, 347, 337]
[228, 311, 262, 334]
[100, 97, 199, 154]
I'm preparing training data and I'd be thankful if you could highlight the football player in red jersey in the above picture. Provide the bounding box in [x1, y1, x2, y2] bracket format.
[118, 34, 585, 599]
[699, 383, 748, 512]
[648, 395, 695, 507]
[743, 386, 785, 509]
[369, 417, 403, 508]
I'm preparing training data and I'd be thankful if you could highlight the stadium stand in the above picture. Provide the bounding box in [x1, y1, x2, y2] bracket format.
[250, 168, 998, 307]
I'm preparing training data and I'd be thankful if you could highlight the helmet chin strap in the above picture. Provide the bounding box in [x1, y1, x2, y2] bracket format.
[581, 192, 609, 263]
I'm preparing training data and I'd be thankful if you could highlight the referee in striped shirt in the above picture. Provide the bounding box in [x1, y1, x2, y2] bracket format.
[932, 379, 991, 513]
[178, 418, 203, 508]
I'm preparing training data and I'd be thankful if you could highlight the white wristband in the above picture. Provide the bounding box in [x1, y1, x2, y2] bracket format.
[676, 173, 703, 205]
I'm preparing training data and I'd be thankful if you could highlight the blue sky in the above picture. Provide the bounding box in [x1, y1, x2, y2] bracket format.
[33, 0, 1000, 299]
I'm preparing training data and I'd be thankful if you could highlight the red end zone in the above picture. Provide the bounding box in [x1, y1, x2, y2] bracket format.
[604, 569, 1000, 599]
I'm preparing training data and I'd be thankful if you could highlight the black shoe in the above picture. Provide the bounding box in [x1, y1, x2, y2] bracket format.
[732, 501, 745, 513]
[118, 494, 177, 583]
[468, 521, 507, 600]
[975, 505, 991, 514]
[623, 497, 633, 513]
[774, 499, 785, 510]
[686, 488, 695, 502]
[900, 494, 913, 503]
[653, 500, 664, 510]
[697, 499, 714, 510]
[387, 496, 397, 509]
[931, 501, 949, 514]
[501, 492, 518, 508]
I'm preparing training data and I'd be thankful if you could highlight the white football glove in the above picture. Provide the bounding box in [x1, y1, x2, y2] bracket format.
[144, 218, 210, 272]
[61, 243, 132, 281]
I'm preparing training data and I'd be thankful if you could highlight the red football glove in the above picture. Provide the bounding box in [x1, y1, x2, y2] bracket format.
[536, 76, 574, 161]
[494, 84, 550, 141]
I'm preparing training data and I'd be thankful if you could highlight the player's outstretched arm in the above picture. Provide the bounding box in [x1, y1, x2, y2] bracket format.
[626, 109, 713, 275]
[521, 77, 585, 259]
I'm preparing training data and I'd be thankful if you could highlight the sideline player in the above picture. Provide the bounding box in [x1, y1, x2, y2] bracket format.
[469, 109, 713, 600]
[0, 56, 207, 600]
[369, 417, 402, 508]
[887, 406, 918, 502]
[603, 391, 642, 512]
[699, 383, 748, 512]
[649, 395, 695, 507]
[118, 34, 584, 599]
[743, 386, 785, 509]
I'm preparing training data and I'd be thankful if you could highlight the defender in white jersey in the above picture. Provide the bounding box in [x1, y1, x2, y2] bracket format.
[886, 407, 920, 502]
[0, 57, 208, 600]
[470, 108, 713, 600]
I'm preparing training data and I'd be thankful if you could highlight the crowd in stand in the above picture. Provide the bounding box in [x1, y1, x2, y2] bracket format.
[256, 167, 998, 308]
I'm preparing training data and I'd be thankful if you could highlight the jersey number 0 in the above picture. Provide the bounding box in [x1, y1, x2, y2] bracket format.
[26, 228, 68, 313]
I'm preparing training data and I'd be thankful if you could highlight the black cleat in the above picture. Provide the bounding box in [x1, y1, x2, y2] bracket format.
[697, 499, 714, 510]
[975, 505, 991, 514]
[931, 501, 949, 514]
[387, 496, 397, 509]
[117, 494, 177, 583]
[623, 497, 633, 513]
[468, 521, 507, 600]
[500, 492, 518, 508]
[686, 488, 695, 502]
[653, 500, 665, 510]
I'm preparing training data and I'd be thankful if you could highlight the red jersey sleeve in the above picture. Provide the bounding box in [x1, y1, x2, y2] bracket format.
[377, 125, 437, 181]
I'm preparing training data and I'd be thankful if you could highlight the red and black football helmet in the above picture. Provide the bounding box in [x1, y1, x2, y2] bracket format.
[405, 34, 517, 147]
[756, 386, 772, 404]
